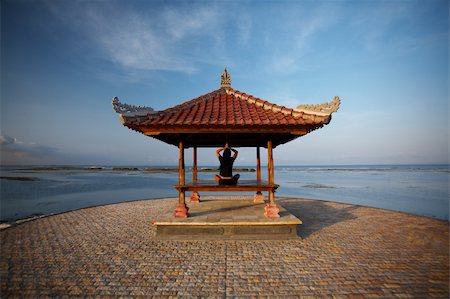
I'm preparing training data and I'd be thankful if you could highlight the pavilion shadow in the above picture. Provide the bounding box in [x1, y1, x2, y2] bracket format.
[279, 198, 359, 239]
[188, 203, 259, 217]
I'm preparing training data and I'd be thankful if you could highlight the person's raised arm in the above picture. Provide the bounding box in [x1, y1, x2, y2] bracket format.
[216, 147, 224, 157]
[231, 148, 238, 159]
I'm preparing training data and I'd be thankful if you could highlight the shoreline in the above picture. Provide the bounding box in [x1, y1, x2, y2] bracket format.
[1, 164, 448, 172]
[2, 164, 448, 223]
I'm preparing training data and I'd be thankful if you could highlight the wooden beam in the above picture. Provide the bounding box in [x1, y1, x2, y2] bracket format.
[177, 184, 278, 192]
[290, 130, 308, 135]
[140, 126, 314, 134]
[146, 131, 308, 149]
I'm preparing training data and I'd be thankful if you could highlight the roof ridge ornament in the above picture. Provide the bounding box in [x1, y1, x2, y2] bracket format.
[295, 96, 341, 116]
[220, 68, 231, 89]
[112, 97, 155, 116]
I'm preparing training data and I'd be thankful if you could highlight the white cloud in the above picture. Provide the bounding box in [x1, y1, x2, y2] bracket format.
[0, 134, 15, 145]
[0, 133, 61, 165]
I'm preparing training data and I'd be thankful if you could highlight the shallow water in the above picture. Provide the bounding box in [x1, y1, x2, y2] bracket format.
[0, 165, 448, 222]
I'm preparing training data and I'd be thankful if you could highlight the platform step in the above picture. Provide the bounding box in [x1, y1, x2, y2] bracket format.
[154, 199, 302, 240]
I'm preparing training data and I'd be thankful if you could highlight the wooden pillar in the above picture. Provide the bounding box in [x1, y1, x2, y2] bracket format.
[264, 140, 280, 218]
[179, 141, 185, 185]
[256, 146, 261, 181]
[193, 146, 198, 183]
[254, 146, 264, 203]
[174, 141, 189, 218]
[190, 146, 200, 203]
[267, 141, 274, 186]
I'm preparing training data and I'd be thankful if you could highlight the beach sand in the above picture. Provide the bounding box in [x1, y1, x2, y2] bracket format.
[1, 197, 448, 297]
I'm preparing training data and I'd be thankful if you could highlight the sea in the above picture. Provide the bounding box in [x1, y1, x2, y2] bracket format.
[0, 164, 448, 223]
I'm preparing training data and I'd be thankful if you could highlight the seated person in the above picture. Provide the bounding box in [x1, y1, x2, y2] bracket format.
[214, 144, 240, 185]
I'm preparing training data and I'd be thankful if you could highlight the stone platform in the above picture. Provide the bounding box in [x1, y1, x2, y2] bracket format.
[1, 196, 448, 297]
[155, 198, 302, 240]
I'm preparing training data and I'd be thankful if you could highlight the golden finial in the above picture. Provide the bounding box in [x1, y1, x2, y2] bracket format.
[220, 68, 231, 88]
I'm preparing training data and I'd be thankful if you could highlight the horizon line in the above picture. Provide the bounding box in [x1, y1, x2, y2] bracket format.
[1, 163, 449, 168]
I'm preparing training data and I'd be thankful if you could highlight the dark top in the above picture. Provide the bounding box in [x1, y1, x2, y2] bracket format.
[219, 156, 235, 177]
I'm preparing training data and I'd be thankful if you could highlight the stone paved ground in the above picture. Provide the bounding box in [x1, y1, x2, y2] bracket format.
[1, 197, 448, 298]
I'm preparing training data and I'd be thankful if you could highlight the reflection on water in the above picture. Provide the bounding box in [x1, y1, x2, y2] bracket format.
[1, 165, 448, 222]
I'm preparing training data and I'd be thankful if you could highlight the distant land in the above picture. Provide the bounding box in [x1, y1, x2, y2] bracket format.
[0, 166, 256, 172]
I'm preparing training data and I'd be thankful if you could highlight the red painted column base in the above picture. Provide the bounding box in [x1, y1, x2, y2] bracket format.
[174, 203, 189, 218]
[264, 204, 280, 218]
[190, 192, 201, 203]
[253, 191, 264, 203]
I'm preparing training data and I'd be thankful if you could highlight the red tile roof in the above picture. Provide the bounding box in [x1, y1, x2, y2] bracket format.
[113, 85, 340, 147]
[121, 88, 331, 128]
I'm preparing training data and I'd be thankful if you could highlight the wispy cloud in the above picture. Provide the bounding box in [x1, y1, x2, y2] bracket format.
[265, 4, 340, 75]
[270, 55, 299, 74]
[42, 1, 436, 80]
[236, 13, 252, 46]
[351, 2, 415, 52]
[295, 7, 338, 50]
[163, 6, 219, 41]
[44, 1, 346, 77]
[45, 2, 223, 74]
[349, 1, 444, 57]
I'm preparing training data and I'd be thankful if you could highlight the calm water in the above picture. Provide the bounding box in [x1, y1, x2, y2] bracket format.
[0, 165, 448, 222]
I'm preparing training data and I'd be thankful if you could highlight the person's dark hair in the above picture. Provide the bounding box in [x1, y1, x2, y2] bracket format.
[223, 148, 231, 158]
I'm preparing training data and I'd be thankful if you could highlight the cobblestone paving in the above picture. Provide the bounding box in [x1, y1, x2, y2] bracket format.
[1, 197, 448, 298]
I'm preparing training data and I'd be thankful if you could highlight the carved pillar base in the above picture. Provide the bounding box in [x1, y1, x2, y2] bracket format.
[264, 204, 280, 218]
[190, 192, 201, 203]
[253, 191, 264, 203]
[174, 203, 189, 218]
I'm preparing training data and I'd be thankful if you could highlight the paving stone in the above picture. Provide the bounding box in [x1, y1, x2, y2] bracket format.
[0, 197, 448, 297]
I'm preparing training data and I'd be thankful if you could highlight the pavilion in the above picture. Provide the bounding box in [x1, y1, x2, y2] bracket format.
[112, 69, 340, 219]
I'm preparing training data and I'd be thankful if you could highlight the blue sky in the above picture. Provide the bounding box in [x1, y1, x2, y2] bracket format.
[1, 0, 448, 166]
